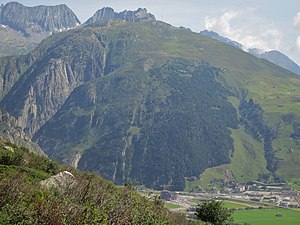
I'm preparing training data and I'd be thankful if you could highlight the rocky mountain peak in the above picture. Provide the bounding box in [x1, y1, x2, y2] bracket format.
[200, 30, 244, 49]
[84, 7, 156, 26]
[0, 1, 80, 35]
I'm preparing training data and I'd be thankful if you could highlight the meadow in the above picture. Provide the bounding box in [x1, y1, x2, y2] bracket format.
[233, 208, 300, 225]
[222, 200, 252, 209]
[165, 202, 182, 209]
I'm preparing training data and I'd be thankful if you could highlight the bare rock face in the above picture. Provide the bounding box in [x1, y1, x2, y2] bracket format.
[0, 27, 107, 138]
[84, 7, 155, 26]
[0, 54, 36, 99]
[0, 2, 81, 56]
[0, 2, 80, 35]
[0, 109, 44, 155]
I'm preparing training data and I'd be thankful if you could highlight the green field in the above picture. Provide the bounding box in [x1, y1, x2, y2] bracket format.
[222, 200, 250, 209]
[164, 202, 182, 209]
[233, 208, 300, 225]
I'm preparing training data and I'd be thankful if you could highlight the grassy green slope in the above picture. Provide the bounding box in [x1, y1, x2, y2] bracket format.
[139, 22, 300, 185]
[129, 22, 300, 185]
[0, 139, 202, 224]
[201, 127, 268, 189]
[111, 21, 300, 109]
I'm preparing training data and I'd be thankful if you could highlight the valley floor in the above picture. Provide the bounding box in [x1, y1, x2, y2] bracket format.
[138, 188, 300, 224]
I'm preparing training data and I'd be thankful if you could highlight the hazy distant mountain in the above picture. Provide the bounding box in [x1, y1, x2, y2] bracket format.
[0, 2, 80, 56]
[251, 50, 300, 75]
[200, 30, 300, 75]
[84, 7, 155, 25]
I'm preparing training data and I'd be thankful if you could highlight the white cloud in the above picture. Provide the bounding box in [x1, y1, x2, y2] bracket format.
[205, 11, 241, 36]
[294, 12, 300, 30]
[204, 10, 283, 51]
[291, 13, 300, 61]
[296, 36, 300, 50]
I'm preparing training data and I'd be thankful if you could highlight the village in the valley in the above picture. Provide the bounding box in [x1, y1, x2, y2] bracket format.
[138, 180, 300, 215]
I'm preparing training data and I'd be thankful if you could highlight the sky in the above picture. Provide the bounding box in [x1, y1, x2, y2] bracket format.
[1, 0, 300, 65]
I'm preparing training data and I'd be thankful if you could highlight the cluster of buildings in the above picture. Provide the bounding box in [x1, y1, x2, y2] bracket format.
[220, 181, 293, 193]
[141, 179, 300, 210]
[223, 181, 300, 208]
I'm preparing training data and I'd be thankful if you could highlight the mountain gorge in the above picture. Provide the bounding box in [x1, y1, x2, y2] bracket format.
[0, 3, 300, 191]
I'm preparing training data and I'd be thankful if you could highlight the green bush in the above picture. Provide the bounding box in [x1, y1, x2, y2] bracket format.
[195, 200, 233, 225]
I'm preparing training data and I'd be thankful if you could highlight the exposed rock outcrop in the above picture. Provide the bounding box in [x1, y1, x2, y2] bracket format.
[40, 171, 76, 190]
[0, 2, 80, 56]
[0, 2, 80, 35]
[84, 7, 155, 26]
[0, 54, 36, 99]
[0, 109, 44, 155]
[0, 26, 107, 137]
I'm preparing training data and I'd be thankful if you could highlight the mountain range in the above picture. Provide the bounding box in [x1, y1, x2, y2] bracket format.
[200, 30, 300, 75]
[0, 2, 300, 191]
[0, 2, 80, 56]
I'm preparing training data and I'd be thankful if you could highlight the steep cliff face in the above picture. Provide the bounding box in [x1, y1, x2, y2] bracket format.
[0, 109, 43, 155]
[0, 29, 75, 99]
[0, 2, 80, 35]
[0, 27, 107, 137]
[0, 54, 36, 99]
[84, 7, 155, 26]
[0, 2, 80, 56]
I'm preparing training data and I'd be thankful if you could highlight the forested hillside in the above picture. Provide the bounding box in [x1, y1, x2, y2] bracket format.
[1, 19, 300, 190]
